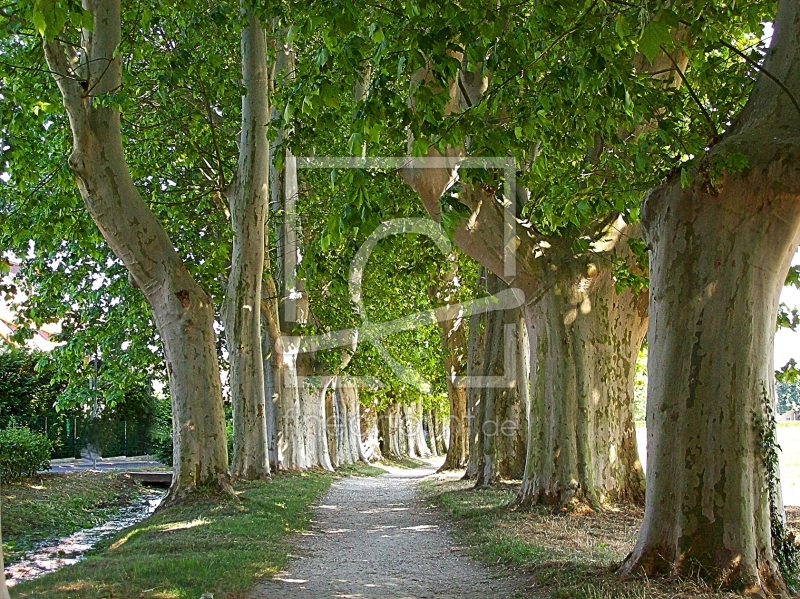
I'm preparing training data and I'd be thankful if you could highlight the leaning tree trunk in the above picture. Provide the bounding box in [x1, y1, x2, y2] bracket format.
[225, 9, 270, 481]
[473, 273, 529, 488]
[513, 243, 647, 509]
[620, 3, 800, 591]
[42, 1, 231, 504]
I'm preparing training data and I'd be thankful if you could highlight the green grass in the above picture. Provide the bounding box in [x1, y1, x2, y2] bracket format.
[377, 456, 429, 469]
[10, 463, 385, 599]
[421, 477, 743, 599]
[334, 461, 386, 477]
[2, 471, 145, 563]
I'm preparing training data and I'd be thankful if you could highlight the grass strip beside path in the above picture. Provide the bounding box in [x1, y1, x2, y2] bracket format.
[12, 464, 381, 599]
[421, 476, 800, 599]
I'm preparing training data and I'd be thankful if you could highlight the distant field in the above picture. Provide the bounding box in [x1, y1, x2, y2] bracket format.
[636, 423, 800, 506]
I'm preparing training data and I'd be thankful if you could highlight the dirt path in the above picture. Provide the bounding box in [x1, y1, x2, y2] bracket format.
[251, 461, 525, 599]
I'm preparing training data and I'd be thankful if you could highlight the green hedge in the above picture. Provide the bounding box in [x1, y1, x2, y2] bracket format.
[0, 426, 52, 482]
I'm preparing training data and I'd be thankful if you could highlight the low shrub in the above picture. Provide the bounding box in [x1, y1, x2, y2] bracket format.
[0, 426, 52, 482]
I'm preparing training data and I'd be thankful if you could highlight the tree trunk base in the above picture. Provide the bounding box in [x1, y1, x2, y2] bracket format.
[161, 477, 237, 508]
[618, 546, 789, 598]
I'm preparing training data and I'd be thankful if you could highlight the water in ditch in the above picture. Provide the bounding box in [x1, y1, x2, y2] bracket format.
[5, 489, 165, 587]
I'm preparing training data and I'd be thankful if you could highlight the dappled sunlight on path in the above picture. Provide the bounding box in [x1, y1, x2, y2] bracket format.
[251, 459, 524, 599]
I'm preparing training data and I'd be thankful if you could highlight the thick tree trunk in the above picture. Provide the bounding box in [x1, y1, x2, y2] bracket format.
[513, 252, 647, 508]
[408, 401, 432, 458]
[379, 402, 407, 458]
[441, 380, 468, 469]
[436, 305, 469, 470]
[297, 359, 335, 471]
[426, 409, 447, 456]
[333, 377, 364, 467]
[473, 273, 529, 487]
[361, 403, 383, 462]
[464, 274, 488, 480]
[426, 409, 439, 457]
[620, 3, 800, 590]
[402, 404, 418, 458]
[43, 1, 231, 504]
[225, 10, 270, 481]
[262, 329, 279, 469]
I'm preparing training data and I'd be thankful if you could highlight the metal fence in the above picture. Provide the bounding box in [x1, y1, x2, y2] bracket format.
[8, 414, 155, 459]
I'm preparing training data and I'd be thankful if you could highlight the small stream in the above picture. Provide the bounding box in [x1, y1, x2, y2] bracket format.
[6, 489, 165, 587]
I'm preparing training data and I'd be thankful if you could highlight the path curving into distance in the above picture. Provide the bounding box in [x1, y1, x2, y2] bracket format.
[251, 460, 525, 599]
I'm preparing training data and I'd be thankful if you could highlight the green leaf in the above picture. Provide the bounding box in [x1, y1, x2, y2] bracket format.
[786, 266, 800, 290]
[615, 15, 630, 39]
[32, 8, 47, 37]
[639, 21, 672, 64]
[287, 24, 300, 43]
[680, 167, 691, 188]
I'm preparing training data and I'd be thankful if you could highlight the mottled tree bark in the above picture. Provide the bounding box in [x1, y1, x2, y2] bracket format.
[473, 273, 529, 488]
[620, 2, 800, 591]
[513, 248, 647, 508]
[433, 279, 469, 470]
[426, 409, 447, 456]
[332, 377, 365, 466]
[43, 0, 231, 504]
[225, 9, 270, 481]
[464, 272, 488, 480]
[404, 151, 648, 505]
[360, 402, 383, 462]
[260, 34, 333, 472]
[379, 402, 408, 458]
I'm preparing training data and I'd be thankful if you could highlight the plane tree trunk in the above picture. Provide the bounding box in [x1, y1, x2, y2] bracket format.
[403, 152, 647, 505]
[260, 35, 332, 472]
[620, 2, 800, 591]
[432, 271, 469, 470]
[513, 249, 647, 508]
[360, 401, 383, 461]
[426, 408, 447, 456]
[42, 0, 231, 504]
[464, 271, 488, 481]
[473, 273, 529, 487]
[332, 377, 365, 467]
[379, 401, 408, 458]
[224, 9, 270, 481]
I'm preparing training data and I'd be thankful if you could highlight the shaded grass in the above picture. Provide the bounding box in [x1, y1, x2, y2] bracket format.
[334, 461, 386, 477]
[377, 456, 429, 469]
[10, 471, 333, 599]
[2, 471, 145, 563]
[421, 476, 750, 599]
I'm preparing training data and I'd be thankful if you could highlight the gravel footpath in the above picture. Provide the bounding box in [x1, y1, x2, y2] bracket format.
[251, 460, 525, 599]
